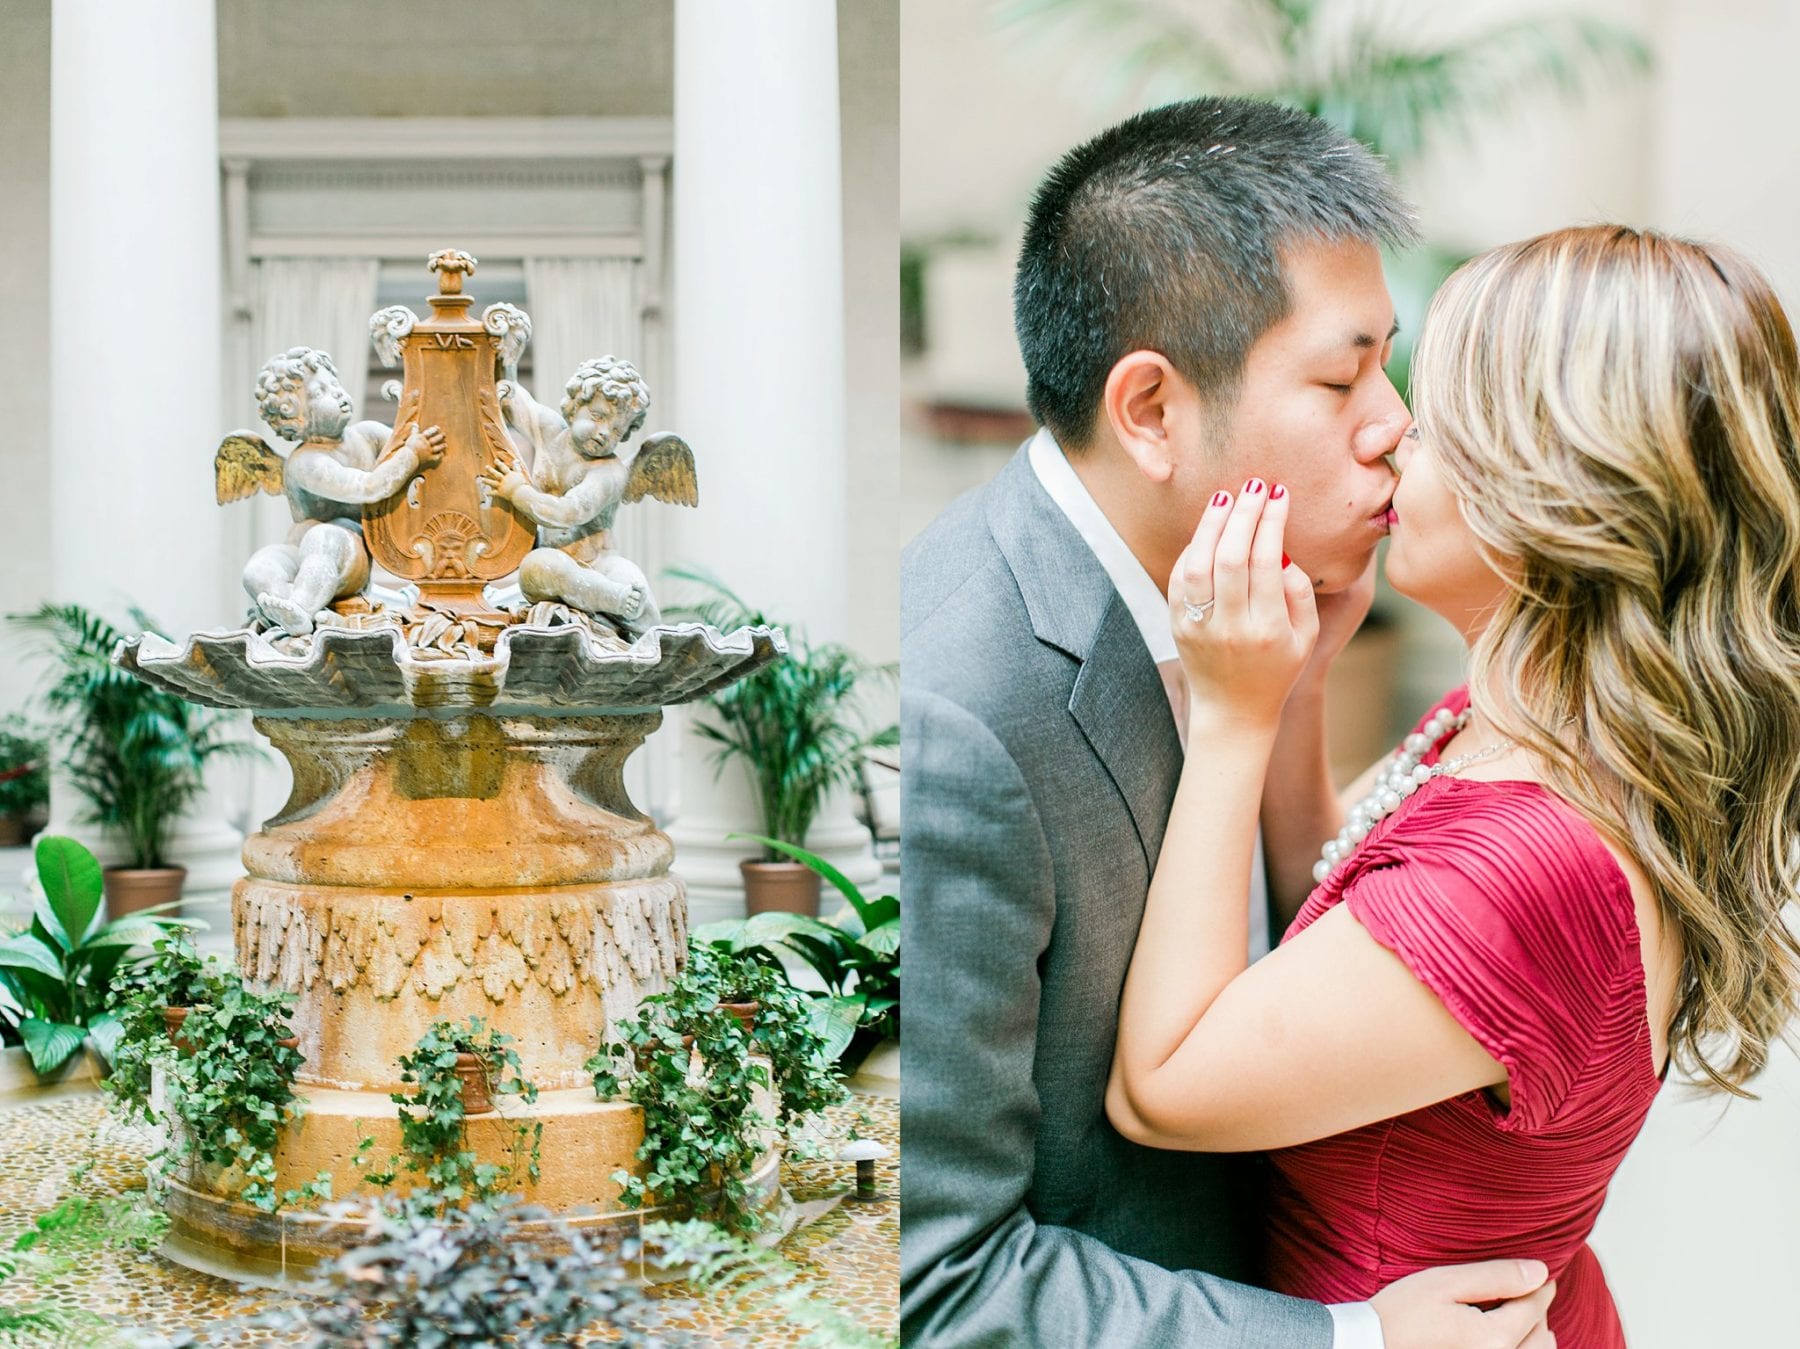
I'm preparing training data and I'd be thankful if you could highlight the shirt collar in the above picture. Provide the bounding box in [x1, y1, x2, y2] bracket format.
[1027, 427, 1175, 664]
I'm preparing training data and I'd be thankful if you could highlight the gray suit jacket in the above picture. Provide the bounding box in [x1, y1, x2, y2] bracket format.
[899, 447, 1332, 1348]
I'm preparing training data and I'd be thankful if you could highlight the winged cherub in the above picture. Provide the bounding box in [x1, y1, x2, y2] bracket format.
[216, 346, 445, 635]
[478, 356, 696, 632]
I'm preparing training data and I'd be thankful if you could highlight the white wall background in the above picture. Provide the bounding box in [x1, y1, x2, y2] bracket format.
[0, 1, 52, 718]
[900, 2, 1800, 1344]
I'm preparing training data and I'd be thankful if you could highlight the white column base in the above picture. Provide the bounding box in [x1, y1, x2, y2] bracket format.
[159, 815, 246, 959]
[670, 792, 882, 928]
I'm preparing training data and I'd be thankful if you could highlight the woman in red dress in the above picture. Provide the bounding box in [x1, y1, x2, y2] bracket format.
[1108, 226, 1800, 1347]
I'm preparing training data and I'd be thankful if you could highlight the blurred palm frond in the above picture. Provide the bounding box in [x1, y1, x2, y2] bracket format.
[996, 0, 1652, 171]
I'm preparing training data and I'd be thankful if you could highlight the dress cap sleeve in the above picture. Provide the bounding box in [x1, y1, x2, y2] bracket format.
[1342, 785, 1640, 1133]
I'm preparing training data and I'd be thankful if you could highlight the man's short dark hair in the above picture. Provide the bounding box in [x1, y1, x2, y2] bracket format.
[1014, 97, 1416, 449]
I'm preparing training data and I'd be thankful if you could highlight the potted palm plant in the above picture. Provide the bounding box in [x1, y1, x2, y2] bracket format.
[666, 567, 896, 917]
[9, 603, 258, 917]
[0, 716, 48, 848]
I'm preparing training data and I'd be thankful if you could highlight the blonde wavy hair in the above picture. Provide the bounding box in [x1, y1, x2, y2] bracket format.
[1411, 225, 1800, 1094]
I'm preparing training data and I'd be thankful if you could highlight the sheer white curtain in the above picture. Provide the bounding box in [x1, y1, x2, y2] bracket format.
[523, 257, 642, 394]
[244, 258, 382, 551]
[523, 256, 652, 587]
[524, 257, 674, 816]
[235, 257, 379, 831]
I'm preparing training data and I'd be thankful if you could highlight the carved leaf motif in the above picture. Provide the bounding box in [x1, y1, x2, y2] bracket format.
[215, 432, 285, 505]
[475, 924, 531, 1002]
[623, 433, 699, 507]
[369, 305, 417, 367]
[477, 385, 528, 481]
[428, 249, 478, 277]
[481, 302, 533, 369]
[234, 887, 684, 1006]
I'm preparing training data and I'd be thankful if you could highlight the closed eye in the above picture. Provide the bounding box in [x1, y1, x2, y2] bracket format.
[1322, 383, 1353, 394]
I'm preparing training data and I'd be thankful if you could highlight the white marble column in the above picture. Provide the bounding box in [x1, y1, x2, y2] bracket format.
[668, 0, 879, 923]
[45, 0, 242, 927]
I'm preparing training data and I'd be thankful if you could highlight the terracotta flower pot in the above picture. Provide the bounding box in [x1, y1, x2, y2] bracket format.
[454, 1051, 494, 1116]
[103, 866, 186, 920]
[717, 999, 759, 1033]
[163, 1006, 298, 1057]
[163, 1005, 197, 1055]
[739, 860, 820, 917]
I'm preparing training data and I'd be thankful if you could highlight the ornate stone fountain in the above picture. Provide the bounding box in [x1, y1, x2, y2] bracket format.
[118, 251, 782, 1278]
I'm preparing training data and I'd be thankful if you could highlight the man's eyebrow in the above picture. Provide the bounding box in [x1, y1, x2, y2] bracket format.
[1351, 318, 1403, 350]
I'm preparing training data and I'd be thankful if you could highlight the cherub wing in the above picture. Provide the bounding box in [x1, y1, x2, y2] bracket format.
[623, 433, 699, 507]
[214, 432, 285, 505]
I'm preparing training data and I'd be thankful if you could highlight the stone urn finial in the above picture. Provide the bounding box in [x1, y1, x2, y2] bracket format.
[427, 249, 478, 295]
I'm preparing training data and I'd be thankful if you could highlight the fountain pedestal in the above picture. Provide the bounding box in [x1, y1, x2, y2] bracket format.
[237, 712, 683, 1095]
[148, 703, 779, 1278]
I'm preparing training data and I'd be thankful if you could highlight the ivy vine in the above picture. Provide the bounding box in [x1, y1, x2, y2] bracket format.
[361, 1016, 542, 1213]
[588, 945, 845, 1234]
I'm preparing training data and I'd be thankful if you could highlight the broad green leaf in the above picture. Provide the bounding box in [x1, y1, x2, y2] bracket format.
[859, 918, 900, 957]
[30, 892, 69, 956]
[809, 995, 865, 1063]
[101, 900, 199, 924]
[2, 965, 66, 1022]
[741, 911, 839, 944]
[857, 895, 899, 932]
[783, 932, 853, 985]
[20, 1017, 87, 1075]
[78, 942, 130, 1008]
[86, 1010, 123, 1063]
[691, 917, 750, 948]
[0, 932, 64, 982]
[33, 836, 103, 951]
[83, 920, 178, 951]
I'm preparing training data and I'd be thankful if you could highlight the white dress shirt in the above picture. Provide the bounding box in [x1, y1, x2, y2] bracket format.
[1027, 428, 1386, 1349]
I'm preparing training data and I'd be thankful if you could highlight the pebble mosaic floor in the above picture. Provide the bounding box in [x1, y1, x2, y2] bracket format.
[0, 1090, 898, 1346]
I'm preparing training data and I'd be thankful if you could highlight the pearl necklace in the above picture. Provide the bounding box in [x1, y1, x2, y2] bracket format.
[1311, 704, 1514, 885]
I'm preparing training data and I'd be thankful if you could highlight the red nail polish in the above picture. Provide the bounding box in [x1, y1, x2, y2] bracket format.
[1245, 478, 1265, 495]
[1281, 552, 1292, 568]
[1270, 483, 1287, 500]
[1212, 491, 1230, 507]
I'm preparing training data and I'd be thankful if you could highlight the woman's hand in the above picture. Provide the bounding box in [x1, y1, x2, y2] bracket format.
[1167, 479, 1319, 733]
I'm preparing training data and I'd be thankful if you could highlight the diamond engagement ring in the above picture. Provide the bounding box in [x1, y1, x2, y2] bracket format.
[1182, 598, 1216, 624]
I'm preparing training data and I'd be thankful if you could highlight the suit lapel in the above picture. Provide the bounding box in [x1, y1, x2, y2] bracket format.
[1068, 598, 1183, 868]
[984, 446, 1183, 870]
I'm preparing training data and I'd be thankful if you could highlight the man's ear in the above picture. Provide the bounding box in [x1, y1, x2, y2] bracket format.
[1101, 351, 1195, 485]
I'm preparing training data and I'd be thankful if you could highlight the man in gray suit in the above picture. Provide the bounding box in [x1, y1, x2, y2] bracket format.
[901, 99, 1557, 1348]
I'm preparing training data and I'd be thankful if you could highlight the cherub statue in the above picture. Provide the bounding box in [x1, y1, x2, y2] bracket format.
[478, 356, 697, 633]
[216, 346, 445, 635]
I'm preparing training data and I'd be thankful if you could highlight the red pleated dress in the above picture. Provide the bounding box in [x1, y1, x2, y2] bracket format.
[1264, 687, 1665, 1348]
